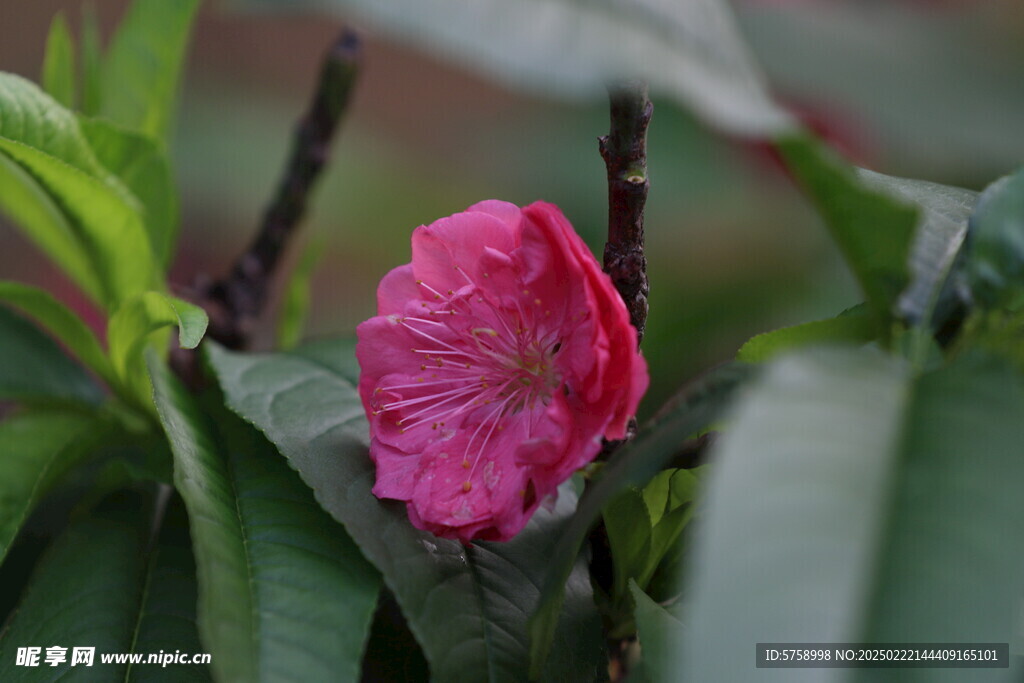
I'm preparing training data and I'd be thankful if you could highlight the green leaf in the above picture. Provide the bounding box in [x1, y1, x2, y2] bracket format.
[679, 348, 1024, 683]
[642, 469, 699, 580]
[289, 336, 360, 382]
[604, 469, 700, 622]
[0, 491, 153, 680]
[528, 363, 750, 676]
[630, 580, 683, 683]
[127, 495, 212, 683]
[965, 166, 1024, 310]
[0, 73, 106, 178]
[0, 73, 158, 308]
[80, 117, 179, 269]
[0, 489, 211, 681]
[205, 341, 606, 682]
[0, 280, 115, 388]
[42, 12, 76, 108]
[779, 140, 978, 329]
[604, 488, 654, 602]
[80, 4, 103, 116]
[0, 410, 103, 566]
[736, 303, 875, 363]
[238, 0, 793, 137]
[0, 305, 104, 406]
[108, 292, 207, 406]
[856, 169, 978, 325]
[276, 243, 322, 350]
[149, 355, 382, 683]
[778, 135, 919, 323]
[100, 0, 202, 141]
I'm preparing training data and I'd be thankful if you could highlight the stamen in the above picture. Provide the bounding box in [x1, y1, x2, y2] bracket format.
[383, 383, 483, 412]
[416, 280, 448, 300]
[379, 376, 479, 392]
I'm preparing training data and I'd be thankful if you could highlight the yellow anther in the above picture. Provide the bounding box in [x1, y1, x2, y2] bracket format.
[462, 481, 473, 492]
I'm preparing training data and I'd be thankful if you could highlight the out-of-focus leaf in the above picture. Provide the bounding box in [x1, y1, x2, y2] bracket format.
[276, 243, 322, 350]
[0, 74, 158, 309]
[630, 580, 683, 683]
[235, 0, 793, 137]
[964, 167, 1024, 310]
[0, 411, 103, 566]
[680, 348, 1024, 683]
[100, 0, 202, 141]
[150, 356, 382, 683]
[856, 169, 978, 325]
[42, 12, 76, 108]
[0, 491, 153, 681]
[737, 3, 1024, 177]
[529, 362, 751, 677]
[0, 281, 115, 388]
[0, 305, 104, 406]
[736, 303, 875, 363]
[108, 292, 206, 406]
[205, 341, 606, 682]
[80, 118, 179, 269]
[80, 5, 102, 116]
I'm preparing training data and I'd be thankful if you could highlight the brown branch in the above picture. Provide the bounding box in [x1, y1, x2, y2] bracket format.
[601, 80, 651, 344]
[202, 28, 362, 349]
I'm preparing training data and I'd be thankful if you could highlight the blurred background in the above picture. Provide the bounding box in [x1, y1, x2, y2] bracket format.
[2, 0, 1023, 413]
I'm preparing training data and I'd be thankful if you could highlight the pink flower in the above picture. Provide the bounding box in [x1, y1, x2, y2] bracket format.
[356, 200, 649, 542]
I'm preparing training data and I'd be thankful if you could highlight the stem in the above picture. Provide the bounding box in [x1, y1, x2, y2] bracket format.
[600, 80, 651, 344]
[591, 85, 654, 678]
[204, 28, 362, 349]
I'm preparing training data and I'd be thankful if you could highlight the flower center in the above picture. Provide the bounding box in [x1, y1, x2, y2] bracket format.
[371, 278, 567, 489]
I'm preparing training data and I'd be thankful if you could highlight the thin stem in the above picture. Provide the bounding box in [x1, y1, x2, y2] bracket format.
[204, 28, 362, 349]
[600, 80, 651, 344]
